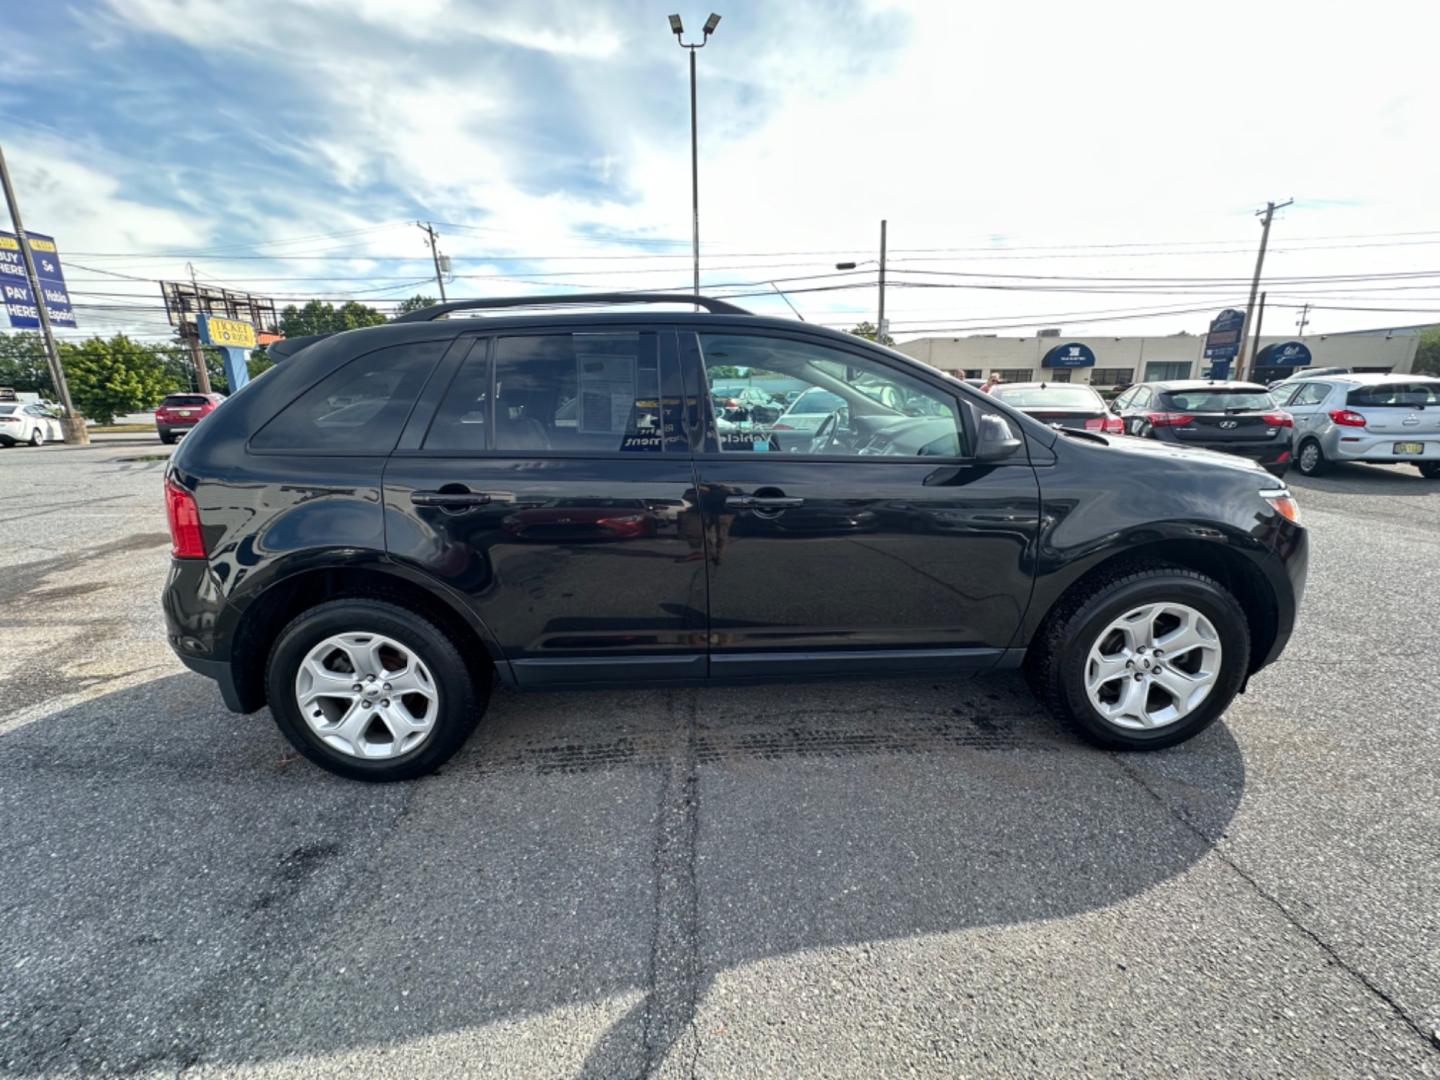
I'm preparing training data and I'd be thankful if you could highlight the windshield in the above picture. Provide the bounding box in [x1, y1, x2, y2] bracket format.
[1347, 382, 1440, 407]
[1159, 388, 1275, 411]
[992, 385, 1104, 409]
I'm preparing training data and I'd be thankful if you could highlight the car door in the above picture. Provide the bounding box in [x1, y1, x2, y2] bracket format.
[1117, 386, 1152, 434]
[382, 325, 709, 687]
[679, 326, 1041, 678]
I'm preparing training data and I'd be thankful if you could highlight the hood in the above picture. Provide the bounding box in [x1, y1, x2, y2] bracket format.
[1062, 431, 1273, 477]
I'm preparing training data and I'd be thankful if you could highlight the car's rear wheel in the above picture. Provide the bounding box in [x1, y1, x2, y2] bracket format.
[1419, 462, 1440, 479]
[159, 430, 176, 444]
[266, 598, 487, 781]
[1295, 438, 1328, 476]
[1028, 566, 1250, 750]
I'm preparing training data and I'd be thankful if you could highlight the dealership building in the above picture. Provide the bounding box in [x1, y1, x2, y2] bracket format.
[895, 323, 1429, 387]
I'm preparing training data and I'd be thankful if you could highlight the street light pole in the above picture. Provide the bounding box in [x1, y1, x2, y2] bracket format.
[1235, 197, 1292, 381]
[0, 143, 87, 443]
[670, 13, 721, 299]
[877, 218, 887, 344]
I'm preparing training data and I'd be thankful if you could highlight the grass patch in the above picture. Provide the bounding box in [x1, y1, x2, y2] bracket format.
[88, 423, 154, 434]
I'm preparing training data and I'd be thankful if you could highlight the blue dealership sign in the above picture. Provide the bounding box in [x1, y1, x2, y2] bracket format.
[1041, 342, 1096, 368]
[1255, 340, 1312, 368]
[1204, 308, 1245, 361]
[0, 231, 78, 329]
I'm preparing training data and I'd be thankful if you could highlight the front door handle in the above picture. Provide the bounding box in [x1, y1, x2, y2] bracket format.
[411, 489, 493, 508]
[726, 495, 804, 510]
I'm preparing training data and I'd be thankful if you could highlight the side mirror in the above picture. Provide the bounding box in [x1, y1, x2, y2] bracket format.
[974, 412, 1023, 462]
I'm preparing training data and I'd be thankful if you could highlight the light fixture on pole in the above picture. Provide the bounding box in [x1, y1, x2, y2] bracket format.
[834, 218, 889, 342]
[668, 12, 721, 298]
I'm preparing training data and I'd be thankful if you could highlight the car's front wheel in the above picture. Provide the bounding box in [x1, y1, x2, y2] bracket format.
[1028, 566, 1250, 750]
[1419, 462, 1440, 479]
[266, 599, 487, 781]
[28, 427, 43, 447]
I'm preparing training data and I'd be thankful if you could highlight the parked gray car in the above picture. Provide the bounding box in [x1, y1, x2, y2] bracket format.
[1270, 372, 1440, 477]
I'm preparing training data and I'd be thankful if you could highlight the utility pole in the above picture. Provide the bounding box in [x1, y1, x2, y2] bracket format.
[416, 222, 447, 301]
[1236, 198, 1292, 381]
[0, 143, 87, 443]
[186, 262, 213, 394]
[1251, 291, 1267, 375]
[877, 219, 888, 344]
[1295, 302, 1310, 336]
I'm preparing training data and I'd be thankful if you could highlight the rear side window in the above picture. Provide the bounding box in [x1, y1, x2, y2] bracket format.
[1160, 387, 1274, 411]
[1346, 382, 1440, 408]
[252, 341, 445, 452]
[423, 331, 670, 454]
[1289, 382, 1332, 407]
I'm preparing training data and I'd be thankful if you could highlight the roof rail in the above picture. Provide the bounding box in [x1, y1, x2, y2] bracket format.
[390, 291, 752, 323]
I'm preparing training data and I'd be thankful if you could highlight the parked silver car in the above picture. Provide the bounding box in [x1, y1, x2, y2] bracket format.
[1270, 372, 1440, 477]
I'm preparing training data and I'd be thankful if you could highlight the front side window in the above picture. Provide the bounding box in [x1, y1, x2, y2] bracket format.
[697, 333, 965, 458]
[251, 340, 446, 453]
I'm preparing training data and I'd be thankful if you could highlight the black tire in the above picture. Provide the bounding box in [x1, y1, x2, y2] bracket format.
[159, 431, 176, 444]
[1295, 438, 1328, 476]
[1027, 565, 1250, 751]
[28, 428, 43, 447]
[265, 598, 488, 781]
[1419, 462, 1440, 479]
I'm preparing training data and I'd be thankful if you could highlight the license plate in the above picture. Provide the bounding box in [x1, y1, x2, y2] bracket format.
[1394, 442, 1424, 455]
[177, 410, 193, 416]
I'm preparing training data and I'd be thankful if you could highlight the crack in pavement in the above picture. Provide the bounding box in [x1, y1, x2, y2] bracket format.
[1113, 757, 1440, 1056]
[638, 689, 704, 1079]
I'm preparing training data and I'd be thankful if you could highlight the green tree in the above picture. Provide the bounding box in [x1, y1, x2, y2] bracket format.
[62, 335, 181, 424]
[396, 294, 438, 314]
[848, 321, 895, 347]
[0, 332, 56, 395]
[1415, 326, 1440, 376]
[279, 300, 387, 338]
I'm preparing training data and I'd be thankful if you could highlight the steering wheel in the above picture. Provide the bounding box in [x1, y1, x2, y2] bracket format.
[807, 410, 845, 454]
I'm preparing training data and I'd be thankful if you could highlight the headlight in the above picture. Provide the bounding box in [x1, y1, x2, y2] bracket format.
[1260, 489, 1300, 524]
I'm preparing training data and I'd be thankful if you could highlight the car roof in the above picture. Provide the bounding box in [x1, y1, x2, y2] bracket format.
[1319, 371, 1440, 386]
[990, 382, 1101, 393]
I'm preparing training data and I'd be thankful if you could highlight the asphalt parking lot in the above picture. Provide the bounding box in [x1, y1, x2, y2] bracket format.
[1, 439, 1437, 1078]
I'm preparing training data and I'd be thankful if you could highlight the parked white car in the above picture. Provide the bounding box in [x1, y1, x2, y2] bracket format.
[0, 402, 64, 447]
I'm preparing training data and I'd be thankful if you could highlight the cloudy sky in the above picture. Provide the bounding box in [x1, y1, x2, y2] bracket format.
[3, 0, 1439, 343]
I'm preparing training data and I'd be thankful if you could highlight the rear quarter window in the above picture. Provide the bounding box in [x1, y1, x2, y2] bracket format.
[250, 340, 447, 453]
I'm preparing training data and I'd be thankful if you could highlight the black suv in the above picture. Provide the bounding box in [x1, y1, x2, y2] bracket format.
[1110, 379, 1294, 476]
[163, 294, 1308, 781]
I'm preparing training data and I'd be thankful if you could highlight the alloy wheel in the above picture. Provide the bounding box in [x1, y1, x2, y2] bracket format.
[294, 632, 439, 759]
[1084, 602, 1222, 731]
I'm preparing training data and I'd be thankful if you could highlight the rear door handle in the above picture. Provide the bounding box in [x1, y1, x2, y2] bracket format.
[726, 495, 804, 510]
[411, 490, 493, 508]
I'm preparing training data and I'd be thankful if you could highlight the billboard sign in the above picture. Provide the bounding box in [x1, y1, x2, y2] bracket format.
[0, 231, 78, 329]
[1255, 340, 1312, 369]
[197, 313, 257, 350]
[1204, 308, 1245, 361]
[1041, 342, 1096, 368]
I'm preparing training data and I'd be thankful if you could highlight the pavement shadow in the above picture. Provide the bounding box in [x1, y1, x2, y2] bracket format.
[0, 671, 1244, 1075]
[1287, 462, 1438, 496]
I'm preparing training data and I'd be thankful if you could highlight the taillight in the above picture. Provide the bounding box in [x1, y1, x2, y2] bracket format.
[1329, 409, 1367, 428]
[164, 478, 206, 558]
[1145, 411, 1194, 428]
[1261, 411, 1293, 427]
[1104, 415, 1124, 434]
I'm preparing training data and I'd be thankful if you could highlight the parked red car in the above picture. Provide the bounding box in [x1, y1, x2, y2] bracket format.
[155, 393, 225, 444]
